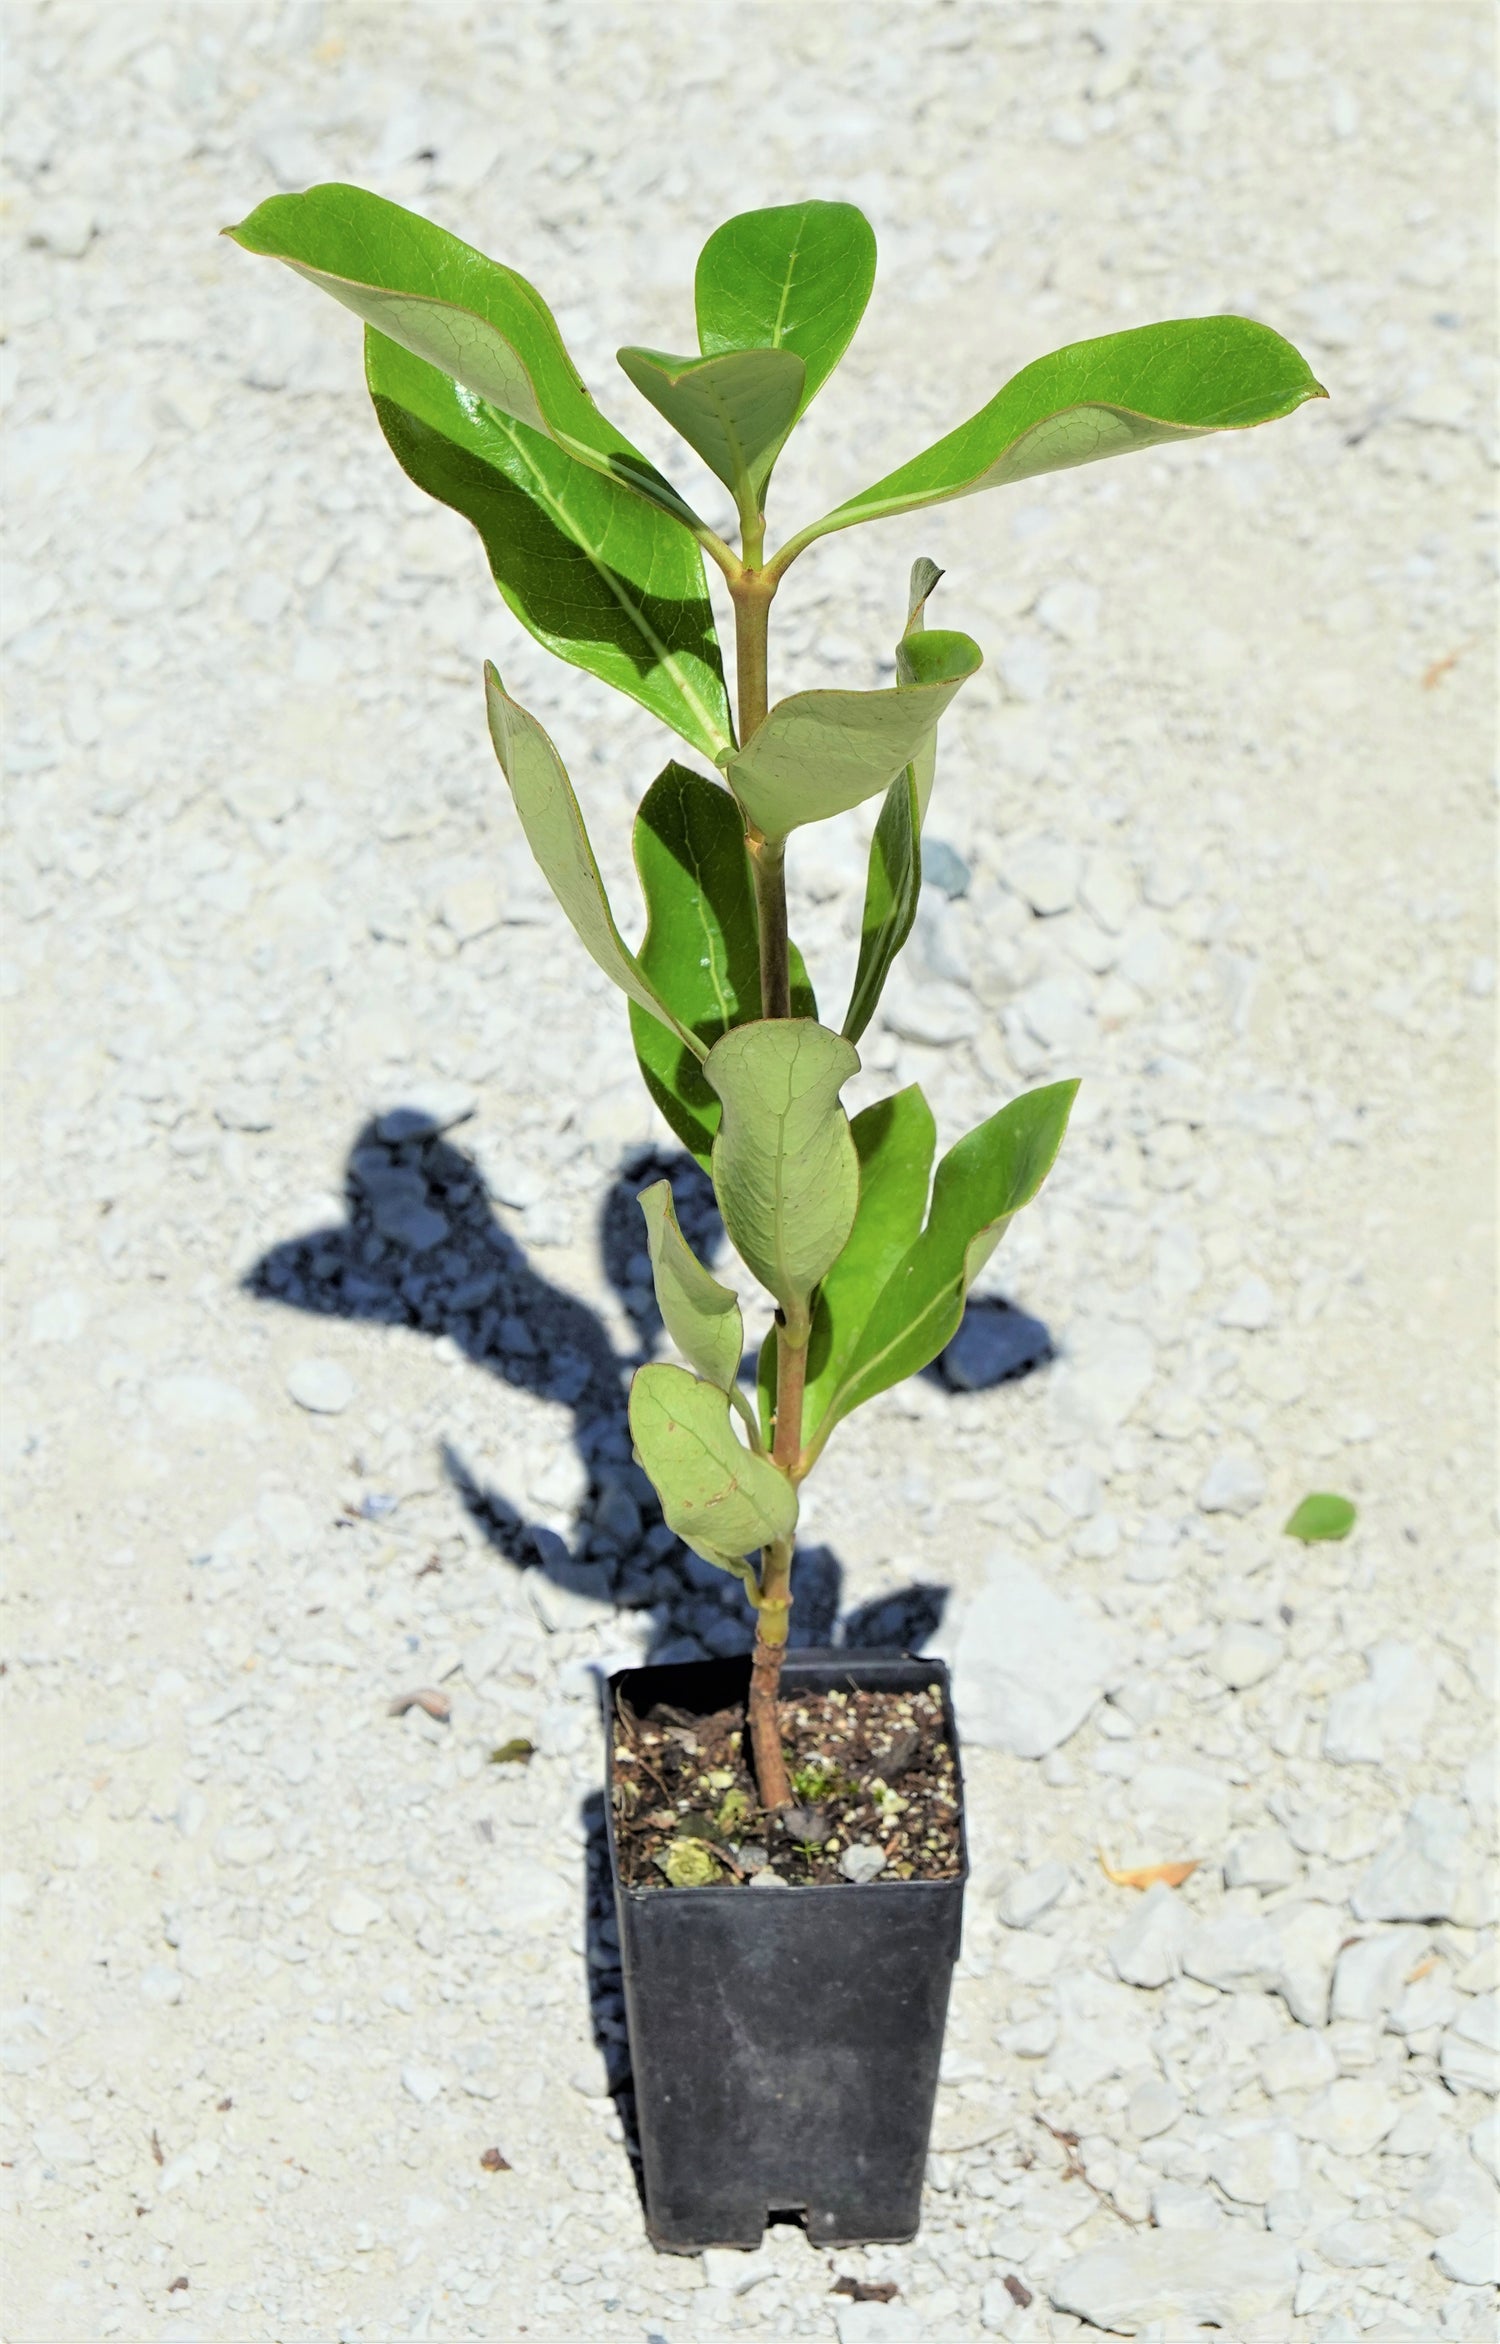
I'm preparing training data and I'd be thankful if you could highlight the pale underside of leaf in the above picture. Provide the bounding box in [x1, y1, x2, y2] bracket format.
[800, 316, 1327, 545]
[722, 631, 981, 841]
[836, 399, 1221, 529]
[483, 667, 703, 1056]
[706, 1021, 860, 1313]
[637, 1179, 745, 1395]
[226, 187, 697, 525]
[628, 1362, 796, 1568]
[616, 345, 806, 504]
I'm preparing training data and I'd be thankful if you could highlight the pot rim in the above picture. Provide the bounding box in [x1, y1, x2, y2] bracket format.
[602, 1646, 969, 1902]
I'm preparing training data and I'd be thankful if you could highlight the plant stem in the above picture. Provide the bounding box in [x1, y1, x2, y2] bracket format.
[729, 564, 772, 744]
[729, 554, 802, 1813]
[772, 1307, 809, 1476]
[749, 834, 789, 1019]
[749, 1530, 794, 1812]
[729, 565, 790, 1025]
[749, 1304, 811, 1811]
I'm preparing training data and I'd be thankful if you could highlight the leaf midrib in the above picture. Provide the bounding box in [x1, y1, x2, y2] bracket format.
[770, 211, 807, 348]
[682, 820, 737, 1034]
[821, 1249, 959, 1429]
[487, 408, 731, 759]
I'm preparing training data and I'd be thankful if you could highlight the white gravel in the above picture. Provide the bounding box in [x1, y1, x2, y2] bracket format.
[2, 4, 1494, 2341]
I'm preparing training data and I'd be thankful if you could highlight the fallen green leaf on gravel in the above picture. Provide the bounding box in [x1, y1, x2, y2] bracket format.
[488, 1738, 536, 1766]
[1284, 1492, 1358, 1542]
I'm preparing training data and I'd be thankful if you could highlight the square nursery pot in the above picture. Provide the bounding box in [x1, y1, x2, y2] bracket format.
[605, 1648, 967, 2253]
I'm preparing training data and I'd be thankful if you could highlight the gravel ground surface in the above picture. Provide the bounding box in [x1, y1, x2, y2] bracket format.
[3, 4, 1495, 2340]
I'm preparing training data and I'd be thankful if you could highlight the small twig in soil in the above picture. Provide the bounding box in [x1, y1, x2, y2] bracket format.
[1035, 2114, 1143, 2228]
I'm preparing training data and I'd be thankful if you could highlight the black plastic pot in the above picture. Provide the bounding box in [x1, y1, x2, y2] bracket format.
[605, 1648, 967, 2252]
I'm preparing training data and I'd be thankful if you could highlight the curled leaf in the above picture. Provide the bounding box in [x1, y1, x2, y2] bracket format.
[638, 1179, 744, 1395]
[388, 1687, 451, 1721]
[1098, 1853, 1199, 1890]
[628, 1361, 796, 1567]
[657, 1838, 723, 1887]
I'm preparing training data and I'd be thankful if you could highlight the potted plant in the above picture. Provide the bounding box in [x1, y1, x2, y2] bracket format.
[223, 186, 1324, 2250]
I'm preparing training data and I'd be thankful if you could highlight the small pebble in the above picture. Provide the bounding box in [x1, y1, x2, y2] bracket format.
[1207, 1623, 1284, 1690]
[285, 1356, 356, 1414]
[996, 1859, 1068, 1928]
[139, 1964, 185, 2007]
[838, 1844, 887, 1885]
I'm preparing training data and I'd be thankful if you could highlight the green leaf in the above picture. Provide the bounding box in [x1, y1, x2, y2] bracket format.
[695, 200, 877, 420]
[483, 667, 702, 1054]
[803, 1088, 937, 1442]
[798, 317, 1328, 545]
[813, 1080, 1078, 1444]
[637, 1178, 744, 1395]
[842, 559, 946, 1042]
[1284, 1492, 1357, 1543]
[617, 345, 806, 511]
[722, 630, 982, 841]
[897, 557, 946, 817]
[629, 1361, 797, 1567]
[843, 774, 919, 1046]
[224, 182, 697, 524]
[705, 1021, 860, 1315]
[371, 336, 733, 763]
[626, 765, 817, 1166]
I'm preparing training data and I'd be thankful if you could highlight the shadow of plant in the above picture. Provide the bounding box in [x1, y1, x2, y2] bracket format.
[245, 1111, 1050, 1662]
[247, 1108, 1053, 2178]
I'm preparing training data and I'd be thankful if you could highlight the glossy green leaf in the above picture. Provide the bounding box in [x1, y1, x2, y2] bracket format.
[802, 1088, 937, 1443]
[372, 337, 733, 762]
[723, 630, 982, 841]
[224, 182, 697, 524]
[483, 667, 701, 1053]
[705, 1021, 860, 1316]
[637, 1179, 744, 1395]
[811, 1080, 1078, 1445]
[842, 560, 945, 1042]
[1284, 1492, 1357, 1544]
[797, 317, 1327, 547]
[626, 764, 817, 1166]
[843, 775, 919, 1046]
[695, 201, 877, 420]
[617, 345, 806, 510]
[629, 1362, 797, 1567]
